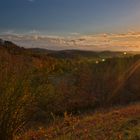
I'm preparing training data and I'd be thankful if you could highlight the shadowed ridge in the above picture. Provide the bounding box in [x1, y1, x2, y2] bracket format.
[0, 39, 25, 54]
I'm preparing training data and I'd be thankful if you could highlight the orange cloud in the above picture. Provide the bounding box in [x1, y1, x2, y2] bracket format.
[0, 32, 140, 51]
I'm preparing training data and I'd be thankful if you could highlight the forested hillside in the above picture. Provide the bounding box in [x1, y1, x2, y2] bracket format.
[0, 39, 140, 140]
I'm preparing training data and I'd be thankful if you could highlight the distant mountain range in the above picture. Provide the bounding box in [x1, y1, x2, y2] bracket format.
[0, 38, 139, 59]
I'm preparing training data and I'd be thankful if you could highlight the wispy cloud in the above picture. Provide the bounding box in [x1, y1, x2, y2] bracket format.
[0, 32, 140, 51]
[2, 30, 15, 35]
[28, 30, 40, 34]
[69, 32, 80, 36]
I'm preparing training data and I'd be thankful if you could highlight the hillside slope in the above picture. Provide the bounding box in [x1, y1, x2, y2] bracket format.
[0, 39, 140, 140]
[22, 103, 140, 140]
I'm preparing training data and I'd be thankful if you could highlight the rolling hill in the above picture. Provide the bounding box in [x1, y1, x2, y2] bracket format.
[0, 39, 140, 140]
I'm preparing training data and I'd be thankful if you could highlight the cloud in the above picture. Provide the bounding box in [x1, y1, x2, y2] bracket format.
[2, 30, 15, 35]
[0, 32, 140, 51]
[28, 30, 39, 34]
[69, 32, 80, 36]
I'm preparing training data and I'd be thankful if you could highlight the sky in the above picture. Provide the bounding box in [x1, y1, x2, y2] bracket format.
[0, 0, 140, 51]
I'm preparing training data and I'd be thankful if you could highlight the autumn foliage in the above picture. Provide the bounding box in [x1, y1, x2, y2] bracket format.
[0, 40, 140, 139]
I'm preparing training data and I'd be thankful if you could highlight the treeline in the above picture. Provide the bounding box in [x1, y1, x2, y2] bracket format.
[0, 41, 140, 139]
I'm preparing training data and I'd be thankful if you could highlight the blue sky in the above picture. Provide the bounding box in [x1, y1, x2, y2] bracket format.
[1, 0, 140, 35]
[1, 0, 140, 51]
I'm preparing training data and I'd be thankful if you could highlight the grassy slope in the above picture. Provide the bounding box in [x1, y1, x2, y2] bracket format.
[1, 40, 140, 140]
[23, 103, 140, 140]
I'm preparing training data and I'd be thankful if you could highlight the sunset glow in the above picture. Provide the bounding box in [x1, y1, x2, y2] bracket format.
[0, 0, 140, 51]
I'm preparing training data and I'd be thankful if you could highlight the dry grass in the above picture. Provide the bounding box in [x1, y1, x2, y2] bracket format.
[19, 103, 140, 140]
